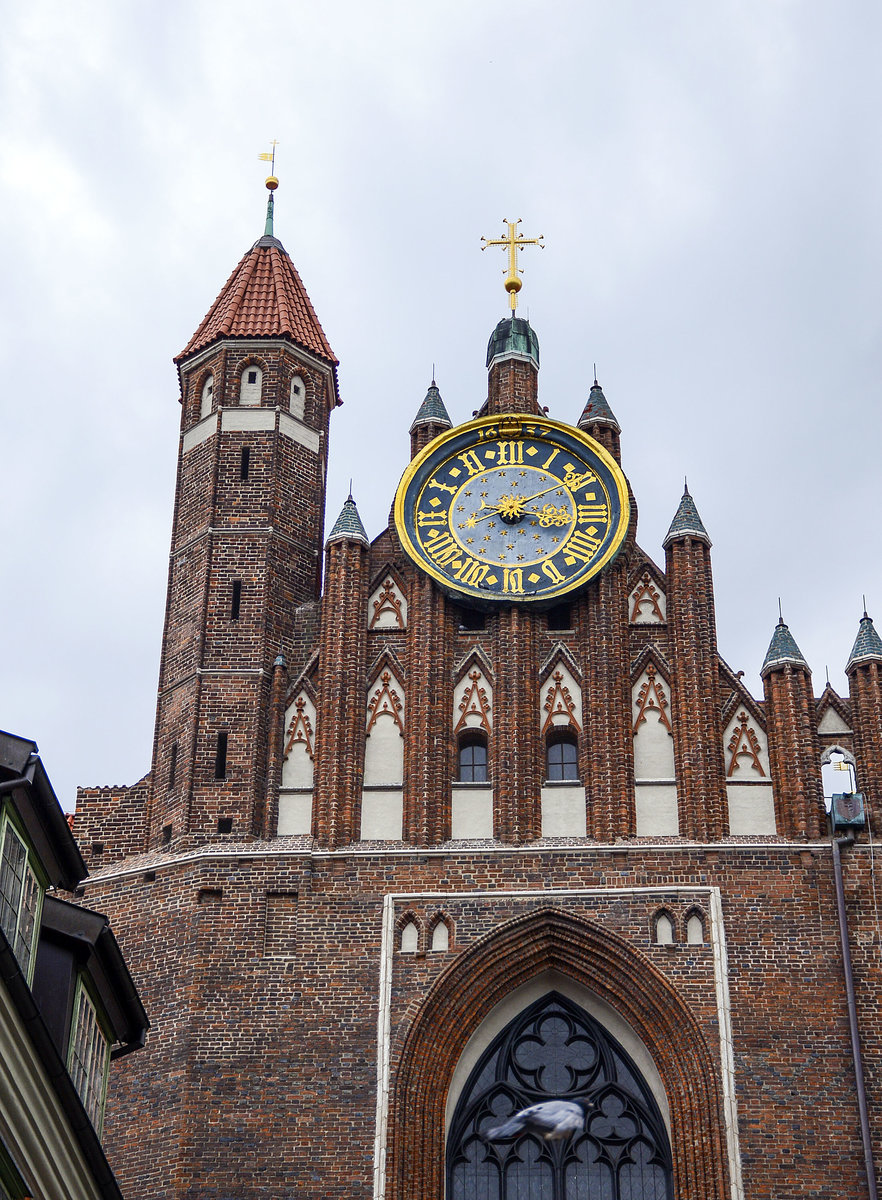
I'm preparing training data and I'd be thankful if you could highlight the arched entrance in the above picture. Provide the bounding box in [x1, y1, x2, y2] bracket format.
[388, 908, 730, 1200]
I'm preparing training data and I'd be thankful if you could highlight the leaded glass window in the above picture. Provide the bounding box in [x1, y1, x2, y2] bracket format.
[0, 813, 42, 980]
[68, 981, 111, 1134]
[447, 992, 672, 1200]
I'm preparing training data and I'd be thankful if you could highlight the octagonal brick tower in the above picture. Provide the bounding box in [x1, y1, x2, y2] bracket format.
[147, 189, 339, 850]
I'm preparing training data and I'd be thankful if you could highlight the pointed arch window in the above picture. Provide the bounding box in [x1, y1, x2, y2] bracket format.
[447, 991, 672, 1200]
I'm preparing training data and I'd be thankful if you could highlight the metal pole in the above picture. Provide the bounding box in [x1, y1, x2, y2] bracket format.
[832, 834, 879, 1200]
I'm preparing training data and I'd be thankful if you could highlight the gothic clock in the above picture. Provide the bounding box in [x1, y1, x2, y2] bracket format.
[394, 413, 630, 604]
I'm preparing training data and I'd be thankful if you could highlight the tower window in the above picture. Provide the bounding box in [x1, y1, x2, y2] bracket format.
[546, 603, 572, 631]
[231, 580, 242, 621]
[457, 733, 488, 783]
[214, 732, 228, 780]
[200, 373, 214, 420]
[217, 817, 233, 835]
[546, 732, 579, 781]
[290, 374, 306, 420]
[240, 447, 251, 480]
[239, 366, 263, 406]
[161, 824, 172, 846]
[456, 605, 486, 631]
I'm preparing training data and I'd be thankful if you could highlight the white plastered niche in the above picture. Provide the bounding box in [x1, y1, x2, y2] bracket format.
[723, 708, 776, 835]
[278, 690, 316, 835]
[632, 665, 677, 835]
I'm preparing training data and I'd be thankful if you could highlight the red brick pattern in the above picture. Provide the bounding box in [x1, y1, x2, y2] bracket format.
[763, 663, 826, 838]
[664, 537, 727, 838]
[848, 660, 882, 806]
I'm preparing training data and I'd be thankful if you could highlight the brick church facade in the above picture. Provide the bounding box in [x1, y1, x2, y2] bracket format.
[73, 192, 882, 1199]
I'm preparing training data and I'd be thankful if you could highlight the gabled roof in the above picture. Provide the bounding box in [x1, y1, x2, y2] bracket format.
[761, 618, 809, 677]
[176, 233, 337, 368]
[662, 485, 710, 549]
[847, 612, 882, 671]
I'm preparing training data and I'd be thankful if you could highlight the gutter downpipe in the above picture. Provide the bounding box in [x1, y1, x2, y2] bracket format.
[832, 833, 878, 1200]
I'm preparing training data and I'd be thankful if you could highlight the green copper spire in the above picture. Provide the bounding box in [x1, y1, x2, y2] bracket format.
[264, 191, 275, 238]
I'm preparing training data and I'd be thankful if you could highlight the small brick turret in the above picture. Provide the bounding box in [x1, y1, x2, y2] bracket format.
[578, 377, 621, 464]
[663, 487, 727, 839]
[409, 380, 452, 459]
[312, 497, 371, 848]
[761, 618, 824, 837]
[846, 612, 882, 812]
[485, 317, 542, 416]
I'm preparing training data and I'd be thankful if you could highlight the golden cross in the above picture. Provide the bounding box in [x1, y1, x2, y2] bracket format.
[481, 219, 545, 312]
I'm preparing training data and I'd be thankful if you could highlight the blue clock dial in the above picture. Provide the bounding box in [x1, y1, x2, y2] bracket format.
[394, 414, 630, 604]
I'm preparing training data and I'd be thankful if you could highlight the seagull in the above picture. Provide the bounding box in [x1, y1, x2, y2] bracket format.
[484, 1098, 593, 1142]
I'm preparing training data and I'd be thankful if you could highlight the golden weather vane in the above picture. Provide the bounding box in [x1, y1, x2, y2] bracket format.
[258, 139, 280, 190]
[481, 218, 545, 313]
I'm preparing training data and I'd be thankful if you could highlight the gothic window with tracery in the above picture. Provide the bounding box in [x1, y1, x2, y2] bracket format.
[447, 992, 672, 1200]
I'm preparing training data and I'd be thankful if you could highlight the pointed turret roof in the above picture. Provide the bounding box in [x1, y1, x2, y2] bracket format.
[846, 612, 882, 670]
[327, 495, 368, 546]
[761, 617, 809, 676]
[176, 192, 337, 369]
[578, 378, 620, 432]
[409, 381, 452, 433]
[662, 485, 711, 548]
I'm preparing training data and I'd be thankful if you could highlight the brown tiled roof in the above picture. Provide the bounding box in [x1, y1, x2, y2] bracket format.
[176, 238, 338, 366]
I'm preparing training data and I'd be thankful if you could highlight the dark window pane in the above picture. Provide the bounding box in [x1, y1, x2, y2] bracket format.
[458, 741, 488, 783]
[547, 738, 579, 781]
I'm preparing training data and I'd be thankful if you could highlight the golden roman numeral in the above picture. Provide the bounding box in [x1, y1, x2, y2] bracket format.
[423, 532, 461, 567]
[542, 559, 565, 585]
[541, 448, 560, 471]
[577, 503, 608, 522]
[563, 530, 602, 566]
[495, 440, 524, 466]
[502, 567, 524, 594]
[457, 449, 485, 476]
[416, 510, 449, 527]
[453, 556, 491, 587]
[428, 478, 456, 495]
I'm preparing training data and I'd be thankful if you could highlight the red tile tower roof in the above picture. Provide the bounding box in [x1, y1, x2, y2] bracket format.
[176, 231, 338, 369]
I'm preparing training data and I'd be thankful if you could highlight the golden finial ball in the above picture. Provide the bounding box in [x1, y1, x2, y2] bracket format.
[265, 176, 279, 191]
[505, 275, 522, 294]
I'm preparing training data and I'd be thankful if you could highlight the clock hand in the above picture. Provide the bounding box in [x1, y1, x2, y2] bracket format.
[468, 482, 568, 526]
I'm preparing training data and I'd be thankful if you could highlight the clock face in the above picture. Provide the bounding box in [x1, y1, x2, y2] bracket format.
[394, 413, 630, 604]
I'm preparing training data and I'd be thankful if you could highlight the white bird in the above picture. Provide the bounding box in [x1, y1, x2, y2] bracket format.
[485, 1098, 593, 1142]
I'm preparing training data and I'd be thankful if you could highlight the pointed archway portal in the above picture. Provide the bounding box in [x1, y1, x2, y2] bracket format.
[387, 908, 731, 1200]
[447, 990, 672, 1200]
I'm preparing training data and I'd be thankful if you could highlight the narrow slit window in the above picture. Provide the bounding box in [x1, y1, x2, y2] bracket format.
[231, 580, 242, 621]
[215, 732, 228, 780]
[240, 447, 251, 480]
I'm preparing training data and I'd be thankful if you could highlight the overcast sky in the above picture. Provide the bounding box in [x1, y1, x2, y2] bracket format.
[2, 1, 880, 810]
